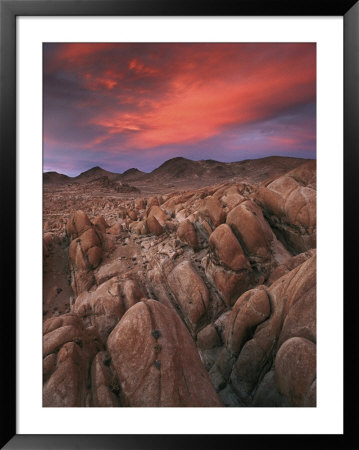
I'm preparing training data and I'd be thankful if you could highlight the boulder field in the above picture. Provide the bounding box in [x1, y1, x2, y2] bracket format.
[43, 161, 316, 407]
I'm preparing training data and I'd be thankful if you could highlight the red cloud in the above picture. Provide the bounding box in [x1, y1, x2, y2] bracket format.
[44, 43, 316, 167]
[86, 44, 315, 149]
[82, 72, 118, 90]
[128, 58, 158, 76]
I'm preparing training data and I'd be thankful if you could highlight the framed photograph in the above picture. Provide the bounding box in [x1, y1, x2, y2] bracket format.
[1, 0, 356, 448]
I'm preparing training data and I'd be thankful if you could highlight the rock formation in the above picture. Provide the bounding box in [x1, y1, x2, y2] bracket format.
[43, 156, 316, 407]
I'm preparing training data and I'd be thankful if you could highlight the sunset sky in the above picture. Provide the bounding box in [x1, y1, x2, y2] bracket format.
[43, 43, 316, 176]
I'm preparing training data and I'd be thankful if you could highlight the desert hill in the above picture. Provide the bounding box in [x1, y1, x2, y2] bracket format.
[74, 166, 122, 183]
[121, 168, 146, 182]
[43, 171, 71, 185]
[43, 156, 313, 190]
[146, 155, 309, 184]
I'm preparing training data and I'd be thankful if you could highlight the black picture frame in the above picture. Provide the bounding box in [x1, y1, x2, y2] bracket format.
[1, 1, 357, 448]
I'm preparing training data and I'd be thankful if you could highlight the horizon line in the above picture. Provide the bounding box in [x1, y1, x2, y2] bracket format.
[43, 154, 316, 178]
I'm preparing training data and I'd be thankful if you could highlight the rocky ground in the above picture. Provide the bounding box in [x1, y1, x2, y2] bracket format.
[43, 156, 316, 407]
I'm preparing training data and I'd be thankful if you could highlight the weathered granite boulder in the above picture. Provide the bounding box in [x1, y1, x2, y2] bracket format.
[255, 161, 316, 253]
[177, 219, 199, 251]
[107, 299, 223, 407]
[167, 260, 209, 334]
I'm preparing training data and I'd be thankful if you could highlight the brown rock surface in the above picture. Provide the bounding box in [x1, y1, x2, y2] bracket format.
[221, 192, 245, 211]
[146, 196, 160, 209]
[228, 253, 316, 405]
[66, 210, 92, 239]
[93, 215, 109, 233]
[107, 299, 223, 407]
[194, 215, 213, 241]
[128, 209, 138, 221]
[43, 324, 84, 357]
[108, 222, 123, 235]
[43, 314, 82, 335]
[266, 249, 315, 285]
[225, 287, 270, 355]
[203, 256, 251, 307]
[43, 156, 316, 408]
[199, 196, 226, 228]
[43, 353, 57, 381]
[147, 205, 167, 226]
[209, 224, 249, 271]
[177, 219, 199, 251]
[226, 200, 273, 259]
[146, 215, 164, 236]
[73, 277, 124, 317]
[91, 351, 120, 407]
[167, 260, 209, 333]
[255, 160, 316, 253]
[43, 316, 100, 407]
[43, 341, 95, 407]
[122, 277, 146, 309]
[197, 324, 221, 351]
[135, 198, 146, 210]
[274, 337, 316, 406]
[66, 211, 105, 297]
[72, 276, 143, 342]
[131, 220, 148, 235]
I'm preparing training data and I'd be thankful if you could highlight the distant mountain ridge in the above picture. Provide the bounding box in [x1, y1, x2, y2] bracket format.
[43, 155, 313, 186]
[75, 166, 122, 183]
[43, 171, 71, 185]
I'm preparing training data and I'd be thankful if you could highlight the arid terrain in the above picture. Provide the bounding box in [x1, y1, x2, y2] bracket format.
[43, 156, 316, 407]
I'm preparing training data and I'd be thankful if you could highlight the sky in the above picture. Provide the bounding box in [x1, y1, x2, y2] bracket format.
[43, 43, 316, 176]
